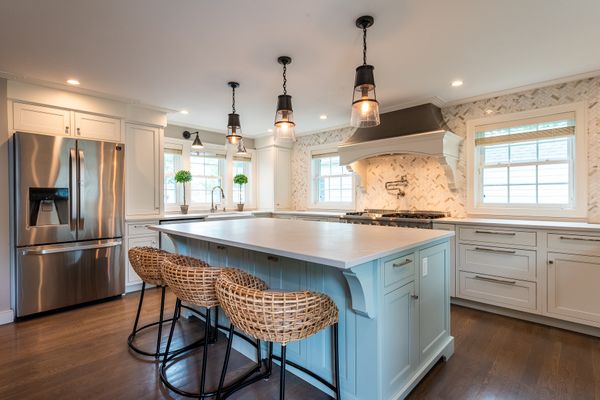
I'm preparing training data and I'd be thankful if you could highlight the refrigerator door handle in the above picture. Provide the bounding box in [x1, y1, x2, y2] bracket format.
[69, 148, 78, 232]
[78, 149, 85, 229]
[20, 239, 122, 256]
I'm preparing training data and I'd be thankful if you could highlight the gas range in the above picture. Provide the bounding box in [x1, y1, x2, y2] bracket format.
[340, 209, 446, 229]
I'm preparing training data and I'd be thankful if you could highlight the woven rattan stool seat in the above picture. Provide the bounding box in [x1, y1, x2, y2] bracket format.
[128, 247, 171, 286]
[216, 268, 339, 345]
[161, 255, 222, 309]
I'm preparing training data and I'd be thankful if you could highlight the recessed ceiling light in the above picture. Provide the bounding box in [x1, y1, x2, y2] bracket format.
[180, 110, 189, 115]
[320, 114, 328, 120]
[267, 129, 273, 133]
[66, 79, 80, 86]
[451, 80, 463, 87]
[485, 109, 494, 115]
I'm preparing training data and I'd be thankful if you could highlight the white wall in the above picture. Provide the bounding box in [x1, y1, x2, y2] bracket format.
[0, 78, 12, 323]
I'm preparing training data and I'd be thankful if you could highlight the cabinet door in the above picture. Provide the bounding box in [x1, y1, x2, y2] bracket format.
[13, 102, 71, 136]
[74, 112, 121, 142]
[382, 282, 417, 399]
[419, 242, 449, 362]
[125, 124, 160, 217]
[208, 242, 229, 267]
[547, 252, 600, 326]
[274, 148, 291, 209]
[126, 234, 159, 286]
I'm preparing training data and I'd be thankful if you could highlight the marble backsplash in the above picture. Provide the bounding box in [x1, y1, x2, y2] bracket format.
[291, 75, 600, 221]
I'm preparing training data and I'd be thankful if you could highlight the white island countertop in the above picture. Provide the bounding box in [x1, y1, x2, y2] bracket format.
[149, 218, 453, 269]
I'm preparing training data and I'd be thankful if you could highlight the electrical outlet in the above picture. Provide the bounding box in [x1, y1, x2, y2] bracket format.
[422, 257, 428, 277]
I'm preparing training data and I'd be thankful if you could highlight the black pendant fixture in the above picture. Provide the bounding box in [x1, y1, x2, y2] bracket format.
[274, 56, 296, 141]
[350, 15, 380, 128]
[226, 81, 242, 145]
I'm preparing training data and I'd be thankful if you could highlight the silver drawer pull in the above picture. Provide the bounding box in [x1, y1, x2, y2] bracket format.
[474, 247, 516, 254]
[559, 236, 600, 242]
[474, 275, 517, 285]
[392, 259, 413, 268]
[216, 245, 226, 250]
[267, 255, 279, 262]
[474, 230, 516, 236]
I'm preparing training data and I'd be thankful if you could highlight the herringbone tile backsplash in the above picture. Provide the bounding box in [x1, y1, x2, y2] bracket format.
[291, 76, 600, 221]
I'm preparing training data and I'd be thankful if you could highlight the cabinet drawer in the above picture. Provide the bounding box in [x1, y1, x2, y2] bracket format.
[458, 244, 536, 281]
[127, 222, 156, 237]
[384, 254, 415, 290]
[459, 226, 536, 247]
[458, 271, 537, 312]
[547, 233, 600, 256]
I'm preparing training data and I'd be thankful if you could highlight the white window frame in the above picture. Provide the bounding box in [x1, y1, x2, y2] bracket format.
[163, 137, 256, 212]
[163, 142, 184, 212]
[232, 153, 254, 205]
[466, 102, 587, 218]
[189, 147, 226, 209]
[308, 144, 356, 210]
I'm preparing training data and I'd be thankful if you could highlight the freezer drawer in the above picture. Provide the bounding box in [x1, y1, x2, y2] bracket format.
[16, 239, 124, 317]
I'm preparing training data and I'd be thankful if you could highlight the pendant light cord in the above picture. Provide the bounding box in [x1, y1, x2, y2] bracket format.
[231, 85, 236, 113]
[282, 63, 288, 95]
[362, 26, 368, 65]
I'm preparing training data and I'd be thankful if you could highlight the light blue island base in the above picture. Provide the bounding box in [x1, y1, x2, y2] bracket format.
[164, 232, 454, 400]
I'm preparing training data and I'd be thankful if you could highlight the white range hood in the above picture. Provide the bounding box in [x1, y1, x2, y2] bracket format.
[337, 104, 463, 191]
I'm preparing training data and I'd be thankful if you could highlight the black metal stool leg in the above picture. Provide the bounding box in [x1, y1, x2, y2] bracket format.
[155, 286, 166, 359]
[217, 323, 236, 399]
[267, 342, 274, 377]
[279, 344, 287, 400]
[131, 282, 146, 337]
[199, 307, 212, 396]
[333, 323, 341, 399]
[162, 299, 181, 369]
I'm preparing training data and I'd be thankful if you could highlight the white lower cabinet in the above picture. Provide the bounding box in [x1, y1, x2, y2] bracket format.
[547, 252, 600, 326]
[459, 271, 537, 312]
[125, 221, 159, 292]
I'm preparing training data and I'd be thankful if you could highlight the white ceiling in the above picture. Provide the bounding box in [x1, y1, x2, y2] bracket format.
[1, 0, 599, 137]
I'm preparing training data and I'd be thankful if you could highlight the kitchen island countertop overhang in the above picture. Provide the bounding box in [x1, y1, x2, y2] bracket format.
[148, 218, 454, 269]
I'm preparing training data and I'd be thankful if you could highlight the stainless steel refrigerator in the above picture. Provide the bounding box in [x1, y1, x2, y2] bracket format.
[13, 132, 125, 317]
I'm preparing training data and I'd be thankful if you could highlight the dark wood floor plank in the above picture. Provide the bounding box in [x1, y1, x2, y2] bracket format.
[0, 292, 599, 399]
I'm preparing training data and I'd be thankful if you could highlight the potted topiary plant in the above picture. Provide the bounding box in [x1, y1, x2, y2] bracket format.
[233, 173, 248, 211]
[174, 170, 192, 214]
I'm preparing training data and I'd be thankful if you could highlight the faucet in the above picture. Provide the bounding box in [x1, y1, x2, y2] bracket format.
[210, 186, 225, 213]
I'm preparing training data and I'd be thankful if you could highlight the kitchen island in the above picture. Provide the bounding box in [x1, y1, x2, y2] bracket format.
[150, 218, 454, 400]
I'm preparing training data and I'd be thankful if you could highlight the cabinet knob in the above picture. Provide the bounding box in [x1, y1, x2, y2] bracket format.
[65, 126, 69, 134]
[77, 127, 81, 135]
[411, 294, 419, 300]
[548, 260, 554, 265]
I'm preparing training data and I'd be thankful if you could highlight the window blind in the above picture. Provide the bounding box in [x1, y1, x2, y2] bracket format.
[475, 112, 575, 146]
[311, 149, 338, 159]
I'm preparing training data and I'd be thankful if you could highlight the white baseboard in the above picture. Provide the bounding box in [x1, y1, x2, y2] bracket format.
[0, 309, 14, 325]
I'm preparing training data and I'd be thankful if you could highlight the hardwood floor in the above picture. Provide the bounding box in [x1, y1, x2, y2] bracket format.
[0, 289, 598, 400]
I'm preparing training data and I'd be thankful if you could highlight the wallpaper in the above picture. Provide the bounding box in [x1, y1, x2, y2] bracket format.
[291, 76, 600, 221]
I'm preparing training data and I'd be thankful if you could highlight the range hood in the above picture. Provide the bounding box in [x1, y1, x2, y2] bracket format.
[338, 103, 463, 191]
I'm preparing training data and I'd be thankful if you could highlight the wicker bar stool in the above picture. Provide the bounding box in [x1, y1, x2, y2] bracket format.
[215, 268, 342, 400]
[127, 246, 187, 359]
[160, 258, 266, 398]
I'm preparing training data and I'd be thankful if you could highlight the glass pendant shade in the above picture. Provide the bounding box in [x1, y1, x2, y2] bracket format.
[351, 64, 380, 128]
[236, 139, 247, 154]
[226, 112, 242, 145]
[191, 132, 204, 149]
[274, 94, 296, 141]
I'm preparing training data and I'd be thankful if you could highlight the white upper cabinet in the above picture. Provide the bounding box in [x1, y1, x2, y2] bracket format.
[125, 123, 161, 217]
[256, 145, 291, 210]
[74, 112, 121, 142]
[13, 103, 71, 136]
[274, 148, 291, 209]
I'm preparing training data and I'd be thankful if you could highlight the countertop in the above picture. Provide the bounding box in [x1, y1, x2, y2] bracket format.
[435, 217, 600, 232]
[148, 218, 454, 269]
[126, 210, 345, 222]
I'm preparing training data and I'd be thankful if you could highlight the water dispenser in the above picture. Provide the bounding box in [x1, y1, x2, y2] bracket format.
[28, 188, 69, 227]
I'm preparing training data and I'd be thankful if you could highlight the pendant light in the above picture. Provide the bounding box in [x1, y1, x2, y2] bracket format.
[226, 81, 242, 145]
[274, 56, 296, 141]
[350, 15, 380, 128]
[236, 138, 247, 155]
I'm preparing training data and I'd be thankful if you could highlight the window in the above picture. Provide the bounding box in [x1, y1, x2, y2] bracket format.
[190, 151, 225, 205]
[233, 156, 252, 204]
[467, 103, 586, 218]
[164, 145, 183, 207]
[311, 152, 354, 208]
